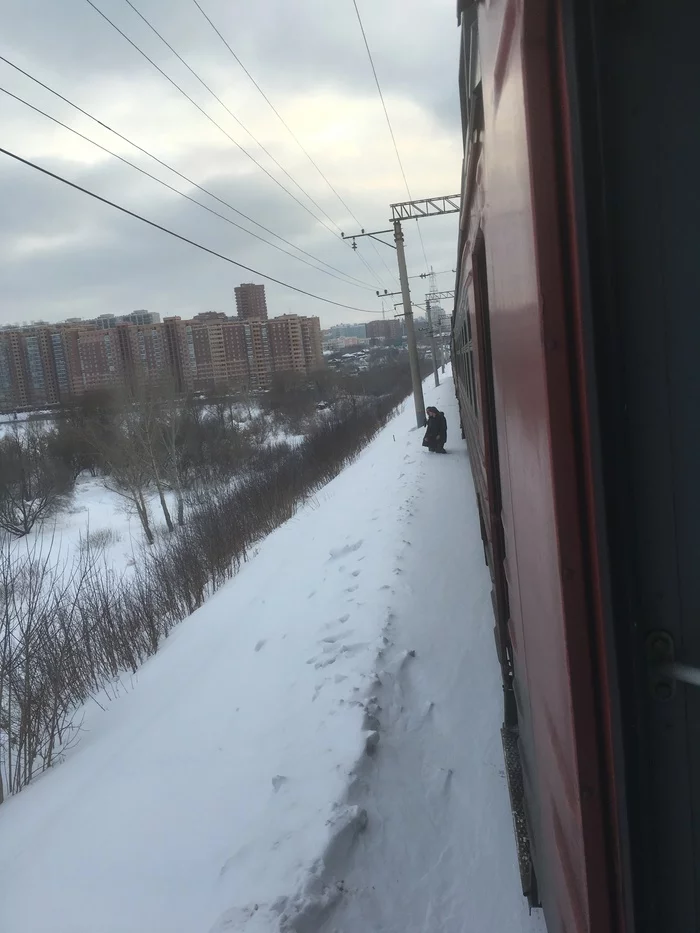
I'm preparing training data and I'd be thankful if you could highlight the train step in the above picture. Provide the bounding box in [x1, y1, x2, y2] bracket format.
[501, 725, 540, 910]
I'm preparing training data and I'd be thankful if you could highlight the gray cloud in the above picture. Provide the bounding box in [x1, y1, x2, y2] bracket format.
[1, 0, 461, 328]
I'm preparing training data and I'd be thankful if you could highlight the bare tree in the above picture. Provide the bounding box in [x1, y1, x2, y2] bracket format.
[96, 423, 156, 546]
[157, 384, 187, 527]
[0, 426, 72, 537]
[131, 388, 175, 534]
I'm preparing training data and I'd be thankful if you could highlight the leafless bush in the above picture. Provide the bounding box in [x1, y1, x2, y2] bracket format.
[0, 428, 74, 538]
[79, 529, 122, 554]
[0, 376, 410, 801]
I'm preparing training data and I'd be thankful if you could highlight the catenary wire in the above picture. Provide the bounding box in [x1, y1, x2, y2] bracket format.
[350, 0, 430, 272]
[0, 54, 373, 289]
[83, 0, 381, 288]
[122, 1, 339, 240]
[0, 85, 373, 293]
[119, 0, 389, 292]
[0, 145, 382, 313]
[189, 0, 401, 289]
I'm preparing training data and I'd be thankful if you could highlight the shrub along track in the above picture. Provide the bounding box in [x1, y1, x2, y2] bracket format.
[0, 390, 410, 800]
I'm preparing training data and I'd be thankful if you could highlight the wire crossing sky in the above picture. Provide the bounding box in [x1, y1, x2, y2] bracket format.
[0, 0, 460, 327]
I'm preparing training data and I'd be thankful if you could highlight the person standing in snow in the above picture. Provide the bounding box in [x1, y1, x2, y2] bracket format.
[423, 406, 447, 453]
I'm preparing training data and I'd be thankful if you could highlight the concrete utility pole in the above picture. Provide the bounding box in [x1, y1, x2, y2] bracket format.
[438, 313, 446, 374]
[342, 194, 462, 430]
[424, 297, 440, 388]
[393, 219, 425, 427]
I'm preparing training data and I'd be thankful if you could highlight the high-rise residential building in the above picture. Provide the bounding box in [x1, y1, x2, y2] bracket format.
[76, 328, 127, 394]
[183, 317, 252, 391]
[268, 315, 307, 374]
[163, 317, 192, 394]
[235, 283, 268, 321]
[300, 317, 323, 369]
[93, 310, 161, 329]
[192, 311, 229, 322]
[124, 310, 161, 326]
[0, 309, 324, 412]
[324, 323, 367, 340]
[124, 322, 171, 387]
[0, 327, 67, 410]
[366, 318, 405, 341]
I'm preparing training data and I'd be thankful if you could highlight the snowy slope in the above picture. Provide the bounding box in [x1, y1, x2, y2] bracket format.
[0, 372, 546, 933]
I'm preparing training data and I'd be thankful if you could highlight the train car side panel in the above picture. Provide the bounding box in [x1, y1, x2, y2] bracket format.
[455, 1, 616, 930]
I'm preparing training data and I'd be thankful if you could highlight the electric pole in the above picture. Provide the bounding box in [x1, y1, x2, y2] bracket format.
[342, 226, 425, 428]
[438, 313, 446, 374]
[424, 296, 440, 388]
[341, 194, 462, 430]
[424, 289, 455, 377]
[393, 219, 425, 427]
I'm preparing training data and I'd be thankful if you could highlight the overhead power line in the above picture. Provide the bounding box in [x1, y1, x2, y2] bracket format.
[121, 1, 339, 239]
[111, 0, 390, 291]
[119, 0, 389, 294]
[0, 85, 371, 292]
[350, 0, 430, 272]
[0, 145, 380, 314]
[124, 0, 394, 297]
[84, 0, 383, 287]
[0, 54, 371, 289]
[190, 0, 401, 289]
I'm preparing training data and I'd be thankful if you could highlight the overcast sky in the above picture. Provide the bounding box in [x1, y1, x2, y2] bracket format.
[0, 0, 462, 329]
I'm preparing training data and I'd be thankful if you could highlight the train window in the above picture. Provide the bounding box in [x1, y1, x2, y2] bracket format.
[465, 318, 479, 419]
[472, 228, 495, 456]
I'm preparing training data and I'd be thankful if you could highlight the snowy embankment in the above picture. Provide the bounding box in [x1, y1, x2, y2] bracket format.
[0, 371, 545, 933]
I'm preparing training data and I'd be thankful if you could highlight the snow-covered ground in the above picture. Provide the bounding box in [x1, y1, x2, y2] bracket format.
[2, 409, 308, 576]
[0, 371, 546, 933]
[1, 475, 180, 579]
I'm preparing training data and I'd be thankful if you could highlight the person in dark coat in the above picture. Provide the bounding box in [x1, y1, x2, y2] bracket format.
[423, 406, 447, 453]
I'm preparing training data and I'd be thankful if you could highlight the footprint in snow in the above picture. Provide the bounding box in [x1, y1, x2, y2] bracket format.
[272, 775, 289, 792]
[322, 627, 354, 645]
[254, 639, 266, 652]
[351, 569, 361, 578]
[322, 633, 343, 644]
[339, 642, 370, 658]
[328, 540, 364, 561]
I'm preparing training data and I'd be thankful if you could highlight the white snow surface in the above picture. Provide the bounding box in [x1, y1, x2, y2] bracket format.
[0, 372, 546, 933]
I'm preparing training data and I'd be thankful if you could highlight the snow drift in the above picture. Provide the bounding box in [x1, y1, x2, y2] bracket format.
[0, 372, 545, 933]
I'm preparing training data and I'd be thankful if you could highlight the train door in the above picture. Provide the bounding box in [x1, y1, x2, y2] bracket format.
[472, 228, 512, 718]
[472, 225, 538, 904]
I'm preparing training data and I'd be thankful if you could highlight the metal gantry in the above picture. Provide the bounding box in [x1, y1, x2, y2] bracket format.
[390, 194, 461, 223]
[341, 193, 462, 428]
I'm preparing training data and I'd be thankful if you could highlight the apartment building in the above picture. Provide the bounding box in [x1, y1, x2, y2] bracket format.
[0, 309, 324, 412]
[234, 283, 268, 321]
[0, 326, 66, 410]
[365, 318, 404, 341]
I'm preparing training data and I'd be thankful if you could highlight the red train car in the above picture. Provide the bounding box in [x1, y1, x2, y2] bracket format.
[452, 2, 700, 932]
